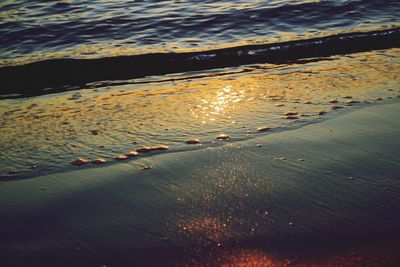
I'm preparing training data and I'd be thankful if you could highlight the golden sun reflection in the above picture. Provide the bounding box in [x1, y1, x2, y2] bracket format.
[192, 85, 246, 122]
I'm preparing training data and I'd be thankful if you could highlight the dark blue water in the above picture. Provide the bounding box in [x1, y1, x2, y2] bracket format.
[1, 0, 400, 99]
[1, 0, 399, 66]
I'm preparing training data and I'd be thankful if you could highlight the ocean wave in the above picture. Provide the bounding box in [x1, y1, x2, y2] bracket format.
[1, 27, 399, 99]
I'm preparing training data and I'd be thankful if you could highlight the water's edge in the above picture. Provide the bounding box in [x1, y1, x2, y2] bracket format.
[1, 27, 399, 99]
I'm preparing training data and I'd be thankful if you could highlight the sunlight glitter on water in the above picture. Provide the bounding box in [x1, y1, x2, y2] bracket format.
[0, 48, 400, 177]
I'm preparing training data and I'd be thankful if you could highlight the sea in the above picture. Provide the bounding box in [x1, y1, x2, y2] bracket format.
[0, 0, 400, 176]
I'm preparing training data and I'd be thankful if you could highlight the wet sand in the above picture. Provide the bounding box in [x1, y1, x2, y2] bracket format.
[1, 102, 399, 266]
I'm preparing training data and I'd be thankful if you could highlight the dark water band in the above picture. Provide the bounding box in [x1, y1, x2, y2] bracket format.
[1, 27, 399, 99]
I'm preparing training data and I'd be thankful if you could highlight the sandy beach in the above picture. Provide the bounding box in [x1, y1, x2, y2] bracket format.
[1, 1, 400, 266]
[1, 101, 399, 266]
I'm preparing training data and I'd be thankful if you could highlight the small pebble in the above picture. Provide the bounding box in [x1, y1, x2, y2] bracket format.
[317, 111, 327, 115]
[275, 104, 285, 107]
[141, 166, 151, 171]
[115, 155, 128, 160]
[90, 130, 100, 135]
[283, 115, 299, 119]
[256, 144, 263, 147]
[375, 97, 383, 101]
[126, 151, 139, 157]
[331, 105, 343, 110]
[257, 126, 270, 132]
[92, 158, 107, 164]
[137, 145, 169, 152]
[274, 157, 286, 161]
[329, 99, 338, 103]
[186, 138, 200, 144]
[343, 96, 353, 99]
[288, 222, 294, 226]
[216, 134, 230, 140]
[303, 101, 312, 104]
[298, 158, 304, 161]
[284, 111, 298, 116]
[346, 100, 361, 104]
[71, 158, 88, 166]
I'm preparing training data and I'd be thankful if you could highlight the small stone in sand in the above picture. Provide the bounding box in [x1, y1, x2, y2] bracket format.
[115, 155, 128, 160]
[136, 145, 169, 152]
[274, 157, 286, 161]
[257, 126, 270, 132]
[283, 115, 299, 120]
[275, 104, 285, 107]
[343, 96, 353, 99]
[126, 151, 139, 157]
[331, 105, 343, 110]
[346, 100, 361, 104]
[284, 111, 298, 116]
[329, 99, 338, 103]
[303, 101, 312, 104]
[317, 111, 327, 115]
[256, 144, 263, 147]
[71, 157, 88, 166]
[92, 158, 107, 164]
[246, 130, 252, 134]
[90, 130, 100, 135]
[141, 166, 151, 171]
[186, 138, 200, 144]
[30, 165, 38, 169]
[298, 158, 304, 161]
[288, 222, 294, 226]
[375, 97, 383, 101]
[216, 134, 230, 140]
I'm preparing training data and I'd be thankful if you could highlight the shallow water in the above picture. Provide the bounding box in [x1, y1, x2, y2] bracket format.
[1, 48, 400, 177]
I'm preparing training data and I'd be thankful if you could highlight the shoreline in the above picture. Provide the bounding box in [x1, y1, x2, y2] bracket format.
[1, 98, 395, 181]
[1, 101, 400, 266]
